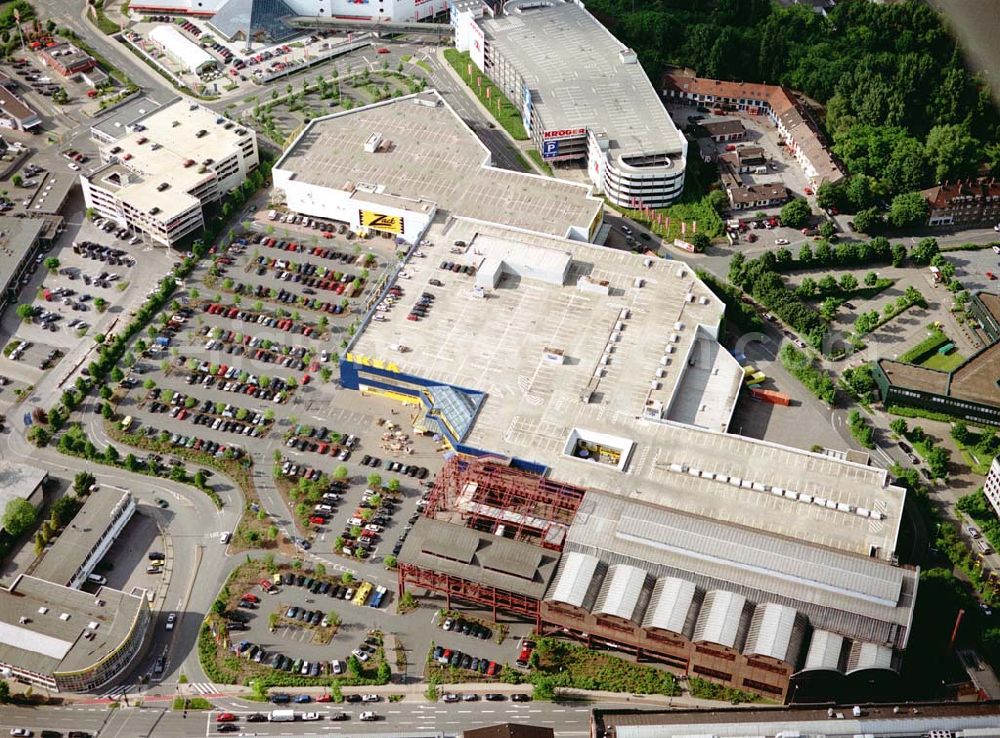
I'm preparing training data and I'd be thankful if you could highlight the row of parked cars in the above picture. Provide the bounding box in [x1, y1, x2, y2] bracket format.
[259, 233, 361, 264]
[234, 280, 352, 314]
[203, 303, 319, 336]
[432, 645, 501, 676]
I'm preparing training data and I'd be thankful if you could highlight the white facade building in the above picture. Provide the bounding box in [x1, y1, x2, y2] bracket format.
[984, 457, 1000, 520]
[148, 24, 218, 74]
[129, 0, 450, 22]
[81, 99, 259, 246]
[454, 0, 687, 208]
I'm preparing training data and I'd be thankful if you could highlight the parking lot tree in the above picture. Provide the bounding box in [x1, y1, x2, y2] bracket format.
[333, 464, 349, 481]
[110, 367, 124, 383]
[143, 378, 156, 391]
[951, 421, 970, 444]
[11, 175, 21, 187]
[927, 446, 950, 478]
[387, 478, 401, 493]
[267, 525, 279, 540]
[43, 256, 60, 272]
[384, 555, 397, 569]
[819, 298, 840, 322]
[780, 198, 812, 229]
[15, 303, 34, 321]
[27, 425, 49, 447]
[124, 454, 140, 473]
[341, 571, 354, 584]
[103, 445, 119, 464]
[101, 402, 113, 420]
[853, 207, 883, 234]
[839, 274, 858, 291]
[213, 401, 224, 414]
[817, 275, 837, 293]
[184, 396, 197, 410]
[890, 418, 908, 437]
[99, 386, 112, 400]
[367, 473, 382, 489]
[818, 220, 837, 240]
[910, 237, 939, 265]
[349, 525, 362, 539]
[796, 244, 813, 264]
[3, 498, 37, 538]
[863, 271, 879, 287]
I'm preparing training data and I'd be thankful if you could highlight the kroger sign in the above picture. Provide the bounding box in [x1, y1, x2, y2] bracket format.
[542, 128, 586, 140]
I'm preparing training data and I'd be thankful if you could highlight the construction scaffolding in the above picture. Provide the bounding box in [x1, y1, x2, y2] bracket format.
[424, 456, 587, 551]
[398, 562, 542, 626]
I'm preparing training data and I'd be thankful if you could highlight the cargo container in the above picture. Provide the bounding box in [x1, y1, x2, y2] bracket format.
[269, 710, 295, 722]
[750, 388, 791, 406]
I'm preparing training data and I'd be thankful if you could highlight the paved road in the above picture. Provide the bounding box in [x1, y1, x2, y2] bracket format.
[0, 697, 643, 737]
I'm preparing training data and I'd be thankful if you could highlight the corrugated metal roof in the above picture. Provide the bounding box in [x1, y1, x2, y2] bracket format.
[593, 564, 651, 622]
[846, 640, 896, 674]
[480, 543, 543, 579]
[692, 590, 747, 648]
[546, 551, 603, 608]
[641, 577, 699, 636]
[799, 629, 844, 673]
[616, 503, 902, 606]
[564, 491, 916, 648]
[742, 603, 804, 662]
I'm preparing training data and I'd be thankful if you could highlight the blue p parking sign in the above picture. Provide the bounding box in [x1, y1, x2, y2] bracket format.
[542, 140, 559, 158]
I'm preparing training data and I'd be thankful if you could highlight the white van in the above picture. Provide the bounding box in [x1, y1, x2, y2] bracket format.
[268, 209, 277, 221]
[87, 574, 107, 586]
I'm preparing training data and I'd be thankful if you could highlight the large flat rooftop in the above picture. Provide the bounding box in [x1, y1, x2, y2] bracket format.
[0, 575, 144, 677]
[0, 462, 45, 515]
[33, 489, 132, 587]
[274, 90, 602, 239]
[351, 219, 904, 559]
[0, 216, 45, 293]
[95, 98, 252, 219]
[480, 0, 684, 161]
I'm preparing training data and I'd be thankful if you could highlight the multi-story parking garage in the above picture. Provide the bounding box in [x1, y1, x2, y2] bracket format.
[453, 0, 687, 207]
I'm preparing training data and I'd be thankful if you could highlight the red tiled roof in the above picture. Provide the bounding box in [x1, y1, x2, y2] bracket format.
[921, 179, 1000, 210]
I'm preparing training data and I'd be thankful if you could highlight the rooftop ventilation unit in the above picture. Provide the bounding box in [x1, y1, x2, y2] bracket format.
[59, 613, 70, 621]
[364, 132, 383, 153]
[38, 607, 48, 615]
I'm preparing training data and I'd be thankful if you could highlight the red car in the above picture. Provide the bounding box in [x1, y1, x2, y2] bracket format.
[242, 593, 260, 603]
[804, 187, 813, 195]
[988, 271, 996, 280]
[216, 713, 237, 723]
[377, 47, 390, 54]
[317, 693, 332, 702]
[309, 516, 327, 525]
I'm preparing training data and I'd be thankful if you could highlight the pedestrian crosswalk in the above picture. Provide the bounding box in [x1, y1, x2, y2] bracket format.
[97, 682, 220, 700]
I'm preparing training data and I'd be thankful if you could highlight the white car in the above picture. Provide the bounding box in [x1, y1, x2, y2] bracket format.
[352, 648, 370, 662]
[301, 712, 321, 721]
[68, 163, 80, 171]
[775, 238, 790, 245]
[360, 711, 377, 721]
[993, 224, 1000, 233]
[331, 659, 344, 675]
[165, 612, 176, 630]
[361, 694, 380, 703]
[442, 693, 459, 703]
[10, 730, 32, 737]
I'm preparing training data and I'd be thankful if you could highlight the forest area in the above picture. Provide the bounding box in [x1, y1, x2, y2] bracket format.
[587, 0, 999, 209]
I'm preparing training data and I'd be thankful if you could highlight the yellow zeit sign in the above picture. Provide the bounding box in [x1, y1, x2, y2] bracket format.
[359, 210, 404, 234]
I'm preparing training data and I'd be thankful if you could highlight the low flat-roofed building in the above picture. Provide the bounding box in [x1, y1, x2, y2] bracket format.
[0, 85, 40, 131]
[81, 98, 258, 245]
[0, 462, 46, 530]
[148, 24, 218, 74]
[465, 725, 553, 738]
[0, 215, 46, 311]
[273, 90, 603, 243]
[592, 702, 1000, 738]
[39, 43, 97, 77]
[0, 574, 149, 692]
[454, 0, 687, 208]
[32, 489, 136, 590]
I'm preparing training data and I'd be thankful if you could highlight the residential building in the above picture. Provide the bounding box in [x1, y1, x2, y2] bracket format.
[701, 119, 746, 143]
[453, 0, 688, 208]
[663, 70, 844, 186]
[81, 98, 259, 246]
[0, 462, 46, 532]
[0, 216, 47, 312]
[32, 489, 137, 590]
[719, 145, 768, 172]
[727, 182, 788, 210]
[985, 456, 1000, 520]
[921, 179, 1000, 227]
[0, 86, 41, 131]
[38, 43, 98, 77]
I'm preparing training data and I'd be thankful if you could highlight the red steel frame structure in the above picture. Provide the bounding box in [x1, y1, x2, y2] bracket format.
[397, 562, 542, 627]
[424, 456, 586, 551]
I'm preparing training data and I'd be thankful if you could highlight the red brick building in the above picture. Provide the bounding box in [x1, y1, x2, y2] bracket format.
[921, 179, 1000, 227]
[39, 43, 97, 78]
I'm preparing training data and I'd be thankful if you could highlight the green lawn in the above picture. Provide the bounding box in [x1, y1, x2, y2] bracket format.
[443, 49, 528, 140]
[527, 149, 553, 176]
[920, 351, 965, 372]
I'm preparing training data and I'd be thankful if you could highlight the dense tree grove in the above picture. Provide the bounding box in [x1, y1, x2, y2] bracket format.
[588, 0, 998, 202]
